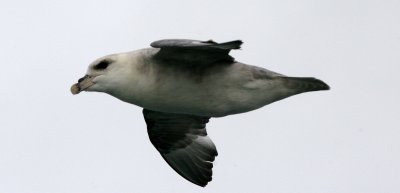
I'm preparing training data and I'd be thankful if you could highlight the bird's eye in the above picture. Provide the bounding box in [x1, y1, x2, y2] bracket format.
[94, 60, 111, 70]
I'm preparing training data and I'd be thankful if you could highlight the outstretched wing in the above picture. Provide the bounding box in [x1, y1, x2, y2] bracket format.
[143, 109, 218, 187]
[151, 39, 242, 65]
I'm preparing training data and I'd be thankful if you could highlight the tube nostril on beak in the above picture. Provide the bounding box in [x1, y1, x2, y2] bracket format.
[78, 75, 89, 83]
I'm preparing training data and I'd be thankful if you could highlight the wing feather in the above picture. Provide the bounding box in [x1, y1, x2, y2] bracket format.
[151, 39, 242, 65]
[143, 109, 218, 187]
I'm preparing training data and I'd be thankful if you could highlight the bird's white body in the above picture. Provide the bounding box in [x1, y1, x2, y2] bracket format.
[97, 48, 290, 117]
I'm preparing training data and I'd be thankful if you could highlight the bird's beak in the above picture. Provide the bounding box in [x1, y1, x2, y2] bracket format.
[70, 75, 95, 95]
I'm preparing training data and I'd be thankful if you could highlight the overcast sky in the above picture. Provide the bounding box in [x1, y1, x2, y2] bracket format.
[1, 0, 399, 193]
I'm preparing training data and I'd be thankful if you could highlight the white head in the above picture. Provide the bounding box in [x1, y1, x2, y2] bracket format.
[71, 52, 138, 96]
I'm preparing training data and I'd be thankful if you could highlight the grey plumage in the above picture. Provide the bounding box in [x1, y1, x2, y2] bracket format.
[152, 39, 242, 65]
[143, 109, 216, 187]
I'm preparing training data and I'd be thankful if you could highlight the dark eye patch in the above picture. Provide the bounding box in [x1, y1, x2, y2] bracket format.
[94, 59, 112, 70]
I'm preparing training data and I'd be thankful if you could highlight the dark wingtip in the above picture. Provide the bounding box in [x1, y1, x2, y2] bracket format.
[218, 40, 243, 49]
[198, 181, 209, 187]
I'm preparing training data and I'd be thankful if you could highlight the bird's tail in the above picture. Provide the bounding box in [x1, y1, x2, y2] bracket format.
[281, 77, 330, 94]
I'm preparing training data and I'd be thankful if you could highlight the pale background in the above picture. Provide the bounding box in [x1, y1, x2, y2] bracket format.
[1, 0, 399, 193]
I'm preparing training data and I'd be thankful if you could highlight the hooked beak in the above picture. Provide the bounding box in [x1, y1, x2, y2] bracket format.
[70, 75, 95, 95]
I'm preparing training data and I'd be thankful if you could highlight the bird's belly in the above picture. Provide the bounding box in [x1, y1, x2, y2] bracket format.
[131, 83, 275, 117]
[139, 96, 240, 117]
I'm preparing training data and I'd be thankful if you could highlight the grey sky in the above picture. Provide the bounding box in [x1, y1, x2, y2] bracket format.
[1, 0, 399, 192]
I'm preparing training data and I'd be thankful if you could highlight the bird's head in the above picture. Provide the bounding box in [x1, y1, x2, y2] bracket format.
[71, 53, 135, 95]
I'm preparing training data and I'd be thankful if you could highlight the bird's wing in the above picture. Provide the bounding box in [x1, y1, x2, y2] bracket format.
[151, 39, 242, 65]
[143, 109, 218, 187]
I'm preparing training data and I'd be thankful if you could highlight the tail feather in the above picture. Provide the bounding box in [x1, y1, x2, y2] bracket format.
[281, 77, 330, 94]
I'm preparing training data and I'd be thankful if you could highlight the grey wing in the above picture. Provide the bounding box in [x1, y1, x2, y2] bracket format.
[151, 39, 243, 65]
[143, 109, 218, 187]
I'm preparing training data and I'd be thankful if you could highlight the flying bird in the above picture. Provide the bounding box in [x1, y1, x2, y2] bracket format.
[71, 39, 329, 187]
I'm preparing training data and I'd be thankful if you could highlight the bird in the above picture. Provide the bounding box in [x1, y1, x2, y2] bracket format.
[71, 39, 329, 187]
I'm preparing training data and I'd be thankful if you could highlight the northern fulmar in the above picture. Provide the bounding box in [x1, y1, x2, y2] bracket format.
[71, 39, 329, 187]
